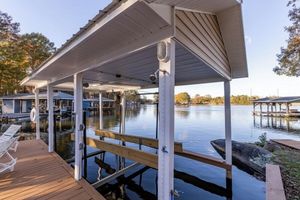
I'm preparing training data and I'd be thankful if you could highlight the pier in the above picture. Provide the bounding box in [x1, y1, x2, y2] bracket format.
[253, 97, 300, 118]
[0, 140, 105, 200]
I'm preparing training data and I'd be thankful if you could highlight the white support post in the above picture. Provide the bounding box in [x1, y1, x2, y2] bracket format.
[224, 81, 232, 166]
[158, 38, 175, 200]
[34, 88, 40, 140]
[120, 94, 126, 134]
[74, 73, 83, 181]
[12, 100, 16, 113]
[47, 84, 54, 152]
[59, 100, 63, 116]
[99, 92, 103, 130]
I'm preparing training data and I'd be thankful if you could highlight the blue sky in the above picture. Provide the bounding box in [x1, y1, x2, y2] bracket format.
[1, 0, 299, 97]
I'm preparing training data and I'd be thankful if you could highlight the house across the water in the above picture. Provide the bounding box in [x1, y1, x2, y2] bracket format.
[0, 91, 115, 114]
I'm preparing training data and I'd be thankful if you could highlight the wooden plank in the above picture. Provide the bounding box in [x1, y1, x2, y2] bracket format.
[0, 140, 105, 200]
[91, 133, 229, 170]
[266, 164, 286, 200]
[95, 129, 183, 152]
[177, 150, 231, 170]
[86, 137, 158, 169]
[271, 139, 300, 150]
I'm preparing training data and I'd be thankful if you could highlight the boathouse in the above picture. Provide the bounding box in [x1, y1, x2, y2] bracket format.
[0, 91, 114, 114]
[253, 96, 300, 117]
[17, 0, 247, 199]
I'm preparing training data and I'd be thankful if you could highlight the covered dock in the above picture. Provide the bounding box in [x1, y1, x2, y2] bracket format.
[18, 0, 248, 199]
[0, 91, 115, 120]
[253, 96, 300, 118]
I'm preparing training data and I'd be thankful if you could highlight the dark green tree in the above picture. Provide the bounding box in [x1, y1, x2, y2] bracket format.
[20, 33, 55, 69]
[0, 11, 55, 95]
[273, 0, 300, 76]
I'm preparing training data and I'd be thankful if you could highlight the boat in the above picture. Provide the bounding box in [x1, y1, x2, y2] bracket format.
[211, 139, 272, 178]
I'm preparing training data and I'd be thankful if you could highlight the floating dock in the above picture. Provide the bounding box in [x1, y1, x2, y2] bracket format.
[0, 140, 105, 200]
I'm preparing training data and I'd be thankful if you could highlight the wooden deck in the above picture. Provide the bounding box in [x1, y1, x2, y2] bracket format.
[271, 139, 300, 150]
[266, 164, 286, 200]
[0, 140, 105, 200]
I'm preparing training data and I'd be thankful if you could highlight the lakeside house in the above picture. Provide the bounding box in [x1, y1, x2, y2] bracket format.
[0, 0, 259, 200]
[0, 91, 115, 114]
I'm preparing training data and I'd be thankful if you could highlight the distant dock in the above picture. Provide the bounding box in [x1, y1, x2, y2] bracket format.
[252, 97, 300, 118]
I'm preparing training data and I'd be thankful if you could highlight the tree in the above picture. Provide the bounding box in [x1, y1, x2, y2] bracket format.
[0, 11, 23, 95]
[0, 11, 19, 41]
[125, 90, 140, 102]
[20, 33, 55, 69]
[273, 0, 300, 76]
[175, 92, 191, 105]
[0, 11, 55, 95]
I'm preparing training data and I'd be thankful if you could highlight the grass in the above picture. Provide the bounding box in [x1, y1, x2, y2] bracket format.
[271, 148, 300, 200]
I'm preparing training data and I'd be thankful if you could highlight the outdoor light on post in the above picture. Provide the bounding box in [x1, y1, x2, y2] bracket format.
[157, 41, 170, 62]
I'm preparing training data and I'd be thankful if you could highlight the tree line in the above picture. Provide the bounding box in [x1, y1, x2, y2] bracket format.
[175, 92, 259, 105]
[0, 11, 55, 96]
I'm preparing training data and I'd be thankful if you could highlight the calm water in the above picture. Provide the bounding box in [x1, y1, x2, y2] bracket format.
[11, 105, 300, 200]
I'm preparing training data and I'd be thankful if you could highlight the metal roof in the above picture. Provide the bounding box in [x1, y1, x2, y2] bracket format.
[253, 97, 300, 104]
[252, 97, 271, 103]
[21, 0, 247, 89]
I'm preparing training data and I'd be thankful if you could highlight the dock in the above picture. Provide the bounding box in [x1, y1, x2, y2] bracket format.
[0, 140, 105, 200]
[271, 139, 300, 150]
[266, 164, 286, 200]
[252, 96, 300, 118]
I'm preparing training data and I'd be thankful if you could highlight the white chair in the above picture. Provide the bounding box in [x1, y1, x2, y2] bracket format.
[0, 125, 21, 152]
[0, 124, 21, 139]
[0, 138, 18, 174]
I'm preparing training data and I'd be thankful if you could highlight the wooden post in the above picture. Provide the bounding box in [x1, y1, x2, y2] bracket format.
[99, 92, 103, 130]
[260, 103, 262, 116]
[47, 84, 54, 152]
[271, 103, 274, 116]
[279, 104, 282, 112]
[74, 73, 83, 181]
[286, 103, 289, 114]
[34, 88, 40, 140]
[224, 81, 232, 180]
[158, 38, 175, 200]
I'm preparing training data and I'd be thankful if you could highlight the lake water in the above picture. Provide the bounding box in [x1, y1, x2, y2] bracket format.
[12, 105, 300, 200]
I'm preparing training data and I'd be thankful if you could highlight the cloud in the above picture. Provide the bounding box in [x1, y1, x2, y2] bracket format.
[245, 35, 252, 45]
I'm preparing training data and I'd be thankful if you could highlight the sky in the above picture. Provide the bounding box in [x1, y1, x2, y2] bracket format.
[0, 0, 299, 97]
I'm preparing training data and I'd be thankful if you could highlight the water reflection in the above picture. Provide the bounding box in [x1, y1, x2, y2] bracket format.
[253, 115, 300, 133]
[3, 105, 300, 200]
[175, 106, 191, 119]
